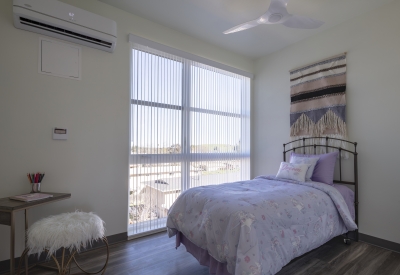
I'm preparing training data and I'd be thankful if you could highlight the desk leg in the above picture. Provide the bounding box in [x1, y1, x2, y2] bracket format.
[25, 209, 28, 274]
[10, 211, 15, 275]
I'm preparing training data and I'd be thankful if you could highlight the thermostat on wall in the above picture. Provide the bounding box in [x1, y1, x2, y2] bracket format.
[53, 128, 68, 140]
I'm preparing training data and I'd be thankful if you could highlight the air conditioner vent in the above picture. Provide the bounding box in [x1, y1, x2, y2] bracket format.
[20, 17, 112, 48]
[13, 0, 117, 52]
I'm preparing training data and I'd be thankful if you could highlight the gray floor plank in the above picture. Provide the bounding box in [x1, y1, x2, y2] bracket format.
[369, 251, 400, 275]
[279, 258, 321, 275]
[342, 245, 391, 275]
[300, 259, 330, 275]
[9, 232, 399, 275]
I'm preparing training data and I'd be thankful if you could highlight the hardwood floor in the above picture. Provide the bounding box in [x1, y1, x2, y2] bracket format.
[19, 232, 400, 275]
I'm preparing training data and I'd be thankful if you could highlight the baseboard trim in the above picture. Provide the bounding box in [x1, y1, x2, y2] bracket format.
[359, 233, 400, 253]
[92, 232, 127, 248]
[0, 232, 127, 274]
[128, 227, 167, 240]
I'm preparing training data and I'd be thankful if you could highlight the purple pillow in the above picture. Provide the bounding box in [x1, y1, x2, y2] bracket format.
[333, 184, 355, 220]
[290, 151, 339, 185]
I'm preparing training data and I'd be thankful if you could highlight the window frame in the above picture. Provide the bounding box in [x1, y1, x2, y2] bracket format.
[129, 48, 250, 165]
[128, 41, 251, 236]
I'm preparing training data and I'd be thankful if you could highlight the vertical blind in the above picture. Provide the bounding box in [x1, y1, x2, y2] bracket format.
[129, 43, 251, 236]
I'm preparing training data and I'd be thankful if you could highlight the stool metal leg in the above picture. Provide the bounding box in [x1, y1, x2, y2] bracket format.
[50, 253, 62, 274]
[72, 237, 110, 275]
[63, 251, 77, 274]
[17, 237, 109, 275]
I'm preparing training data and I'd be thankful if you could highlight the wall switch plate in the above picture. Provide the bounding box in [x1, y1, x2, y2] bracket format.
[53, 128, 68, 140]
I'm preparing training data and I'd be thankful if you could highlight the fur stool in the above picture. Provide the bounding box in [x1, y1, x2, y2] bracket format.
[18, 212, 109, 275]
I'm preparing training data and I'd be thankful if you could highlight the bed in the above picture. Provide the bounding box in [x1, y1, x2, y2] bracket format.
[167, 137, 359, 275]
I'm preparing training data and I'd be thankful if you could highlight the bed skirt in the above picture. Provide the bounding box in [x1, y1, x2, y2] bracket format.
[176, 231, 231, 275]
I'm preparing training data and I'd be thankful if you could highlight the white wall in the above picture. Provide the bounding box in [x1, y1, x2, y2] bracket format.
[253, 0, 400, 244]
[0, 0, 254, 262]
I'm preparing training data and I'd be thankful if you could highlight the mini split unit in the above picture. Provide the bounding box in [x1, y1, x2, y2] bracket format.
[13, 0, 117, 52]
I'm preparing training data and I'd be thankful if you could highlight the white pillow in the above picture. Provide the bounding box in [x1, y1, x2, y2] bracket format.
[290, 156, 320, 181]
[276, 162, 310, 182]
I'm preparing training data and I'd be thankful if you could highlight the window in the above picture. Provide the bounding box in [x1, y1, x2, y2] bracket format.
[129, 41, 251, 236]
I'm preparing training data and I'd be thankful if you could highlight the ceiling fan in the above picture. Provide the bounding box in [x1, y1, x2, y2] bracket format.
[223, 0, 324, 34]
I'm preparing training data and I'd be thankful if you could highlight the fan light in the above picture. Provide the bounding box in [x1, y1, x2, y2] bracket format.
[269, 13, 283, 23]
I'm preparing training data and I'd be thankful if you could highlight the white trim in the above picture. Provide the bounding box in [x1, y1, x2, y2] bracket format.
[130, 153, 250, 164]
[128, 226, 167, 239]
[128, 42, 251, 237]
[127, 42, 134, 233]
[128, 34, 254, 79]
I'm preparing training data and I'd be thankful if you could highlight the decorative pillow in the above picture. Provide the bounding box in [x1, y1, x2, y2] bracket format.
[276, 162, 310, 182]
[290, 156, 320, 181]
[290, 151, 339, 185]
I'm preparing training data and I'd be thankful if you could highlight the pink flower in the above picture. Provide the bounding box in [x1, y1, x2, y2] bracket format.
[244, 256, 250, 263]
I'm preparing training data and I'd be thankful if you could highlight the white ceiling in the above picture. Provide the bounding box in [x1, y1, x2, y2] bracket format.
[99, 0, 393, 59]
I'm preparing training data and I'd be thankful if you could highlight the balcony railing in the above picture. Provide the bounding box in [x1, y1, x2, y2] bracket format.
[128, 161, 243, 235]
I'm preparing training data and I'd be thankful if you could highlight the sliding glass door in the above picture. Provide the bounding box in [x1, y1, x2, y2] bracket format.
[129, 45, 250, 236]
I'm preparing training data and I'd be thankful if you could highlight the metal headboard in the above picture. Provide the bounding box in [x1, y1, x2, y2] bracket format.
[283, 137, 359, 241]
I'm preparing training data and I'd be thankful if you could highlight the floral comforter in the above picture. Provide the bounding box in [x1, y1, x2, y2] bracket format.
[167, 176, 357, 275]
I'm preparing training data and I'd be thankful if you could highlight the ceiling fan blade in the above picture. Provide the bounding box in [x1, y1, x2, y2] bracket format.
[282, 15, 324, 29]
[223, 20, 260, 34]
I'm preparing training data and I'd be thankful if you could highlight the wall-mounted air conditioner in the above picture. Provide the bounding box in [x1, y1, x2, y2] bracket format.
[13, 0, 117, 53]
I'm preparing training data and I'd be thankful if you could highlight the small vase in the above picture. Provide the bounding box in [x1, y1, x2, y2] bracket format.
[31, 182, 41, 193]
